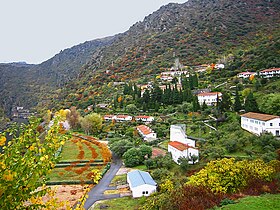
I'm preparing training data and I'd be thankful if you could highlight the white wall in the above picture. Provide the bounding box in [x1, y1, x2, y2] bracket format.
[131, 184, 157, 198]
[241, 117, 280, 136]
[170, 125, 195, 147]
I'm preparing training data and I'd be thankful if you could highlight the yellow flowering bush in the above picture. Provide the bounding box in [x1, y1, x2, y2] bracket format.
[187, 158, 276, 193]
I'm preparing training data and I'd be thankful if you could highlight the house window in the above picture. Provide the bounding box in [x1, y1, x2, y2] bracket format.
[146, 191, 148, 194]
[262, 122, 265, 126]
[142, 191, 145, 195]
[270, 123, 273, 126]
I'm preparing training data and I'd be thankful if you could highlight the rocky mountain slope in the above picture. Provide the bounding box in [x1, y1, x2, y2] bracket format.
[0, 36, 116, 114]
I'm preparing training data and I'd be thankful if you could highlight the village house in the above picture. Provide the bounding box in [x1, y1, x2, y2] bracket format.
[260, 68, 280, 78]
[197, 92, 222, 106]
[127, 170, 157, 198]
[168, 124, 199, 164]
[136, 125, 157, 142]
[115, 115, 133, 122]
[237, 71, 257, 79]
[135, 115, 154, 123]
[103, 115, 115, 121]
[241, 112, 280, 136]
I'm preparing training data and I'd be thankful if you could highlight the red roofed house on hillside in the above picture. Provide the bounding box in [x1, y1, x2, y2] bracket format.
[259, 68, 280, 78]
[135, 115, 155, 123]
[197, 92, 222, 106]
[136, 125, 157, 142]
[241, 112, 280, 136]
[168, 124, 199, 164]
[237, 71, 257, 79]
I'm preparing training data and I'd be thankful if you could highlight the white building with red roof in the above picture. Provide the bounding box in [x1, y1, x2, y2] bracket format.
[259, 68, 280, 78]
[116, 115, 133, 122]
[168, 124, 199, 164]
[136, 125, 157, 142]
[135, 115, 155, 123]
[197, 92, 222, 106]
[103, 115, 116, 121]
[241, 112, 280, 136]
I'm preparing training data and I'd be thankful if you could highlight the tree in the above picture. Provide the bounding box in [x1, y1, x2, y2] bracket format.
[80, 113, 103, 135]
[244, 91, 259, 112]
[233, 88, 242, 112]
[259, 93, 280, 115]
[125, 104, 138, 114]
[192, 95, 200, 112]
[109, 140, 133, 157]
[0, 117, 69, 209]
[139, 145, 152, 159]
[178, 157, 189, 171]
[66, 106, 80, 130]
[123, 148, 143, 167]
[220, 92, 232, 112]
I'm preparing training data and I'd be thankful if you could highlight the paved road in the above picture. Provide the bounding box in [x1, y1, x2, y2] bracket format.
[83, 154, 122, 210]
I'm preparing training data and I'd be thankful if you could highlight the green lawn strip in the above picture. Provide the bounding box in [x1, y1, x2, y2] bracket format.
[217, 194, 280, 210]
[110, 174, 127, 186]
[92, 197, 145, 210]
[47, 165, 105, 182]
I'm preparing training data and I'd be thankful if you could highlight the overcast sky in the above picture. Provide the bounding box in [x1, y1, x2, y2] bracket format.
[0, 0, 187, 64]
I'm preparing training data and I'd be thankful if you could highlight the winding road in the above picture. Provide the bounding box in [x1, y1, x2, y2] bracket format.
[83, 154, 123, 210]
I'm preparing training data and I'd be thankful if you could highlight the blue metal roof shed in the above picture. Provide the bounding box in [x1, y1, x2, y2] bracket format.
[127, 170, 157, 188]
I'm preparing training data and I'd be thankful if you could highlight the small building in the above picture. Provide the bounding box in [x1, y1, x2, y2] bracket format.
[135, 115, 155, 122]
[241, 112, 280, 136]
[197, 92, 222, 106]
[103, 115, 115, 121]
[260, 68, 280, 78]
[237, 72, 257, 79]
[136, 125, 157, 141]
[127, 170, 157, 198]
[168, 124, 199, 164]
[115, 115, 133, 122]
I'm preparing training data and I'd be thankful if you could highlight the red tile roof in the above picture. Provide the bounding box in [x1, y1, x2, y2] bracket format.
[168, 141, 193, 151]
[260, 68, 280, 73]
[197, 92, 221, 97]
[238, 72, 255, 75]
[137, 125, 153, 135]
[117, 115, 130, 118]
[135, 115, 151, 119]
[241, 112, 279, 121]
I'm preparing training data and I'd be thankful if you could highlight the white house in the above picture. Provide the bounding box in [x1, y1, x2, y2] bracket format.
[115, 115, 133, 122]
[237, 72, 257, 79]
[103, 115, 115, 121]
[197, 92, 222, 106]
[168, 124, 199, 164]
[136, 125, 157, 141]
[135, 115, 155, 122]
[260, 68, 280, 78]
[127, 170, 157, 198]
[241, 112, 280, 136]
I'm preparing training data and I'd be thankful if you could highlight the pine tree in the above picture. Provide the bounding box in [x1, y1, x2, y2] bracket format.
[234, 88, 242, 112]
[192, 95, 200, 112]
[220, 92, 232, 112]
[244, 91, 259, 112]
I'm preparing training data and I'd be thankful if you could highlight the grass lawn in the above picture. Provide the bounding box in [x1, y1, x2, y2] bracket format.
[92, 197, 145, 210]
[216, 194, 280, 210]
[110, 174, 127, 186]
[59, 139, 102, 161]
[47, 165, 105, 182]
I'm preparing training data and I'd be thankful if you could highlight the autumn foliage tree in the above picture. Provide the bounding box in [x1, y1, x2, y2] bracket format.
[0, 117, 70, 209]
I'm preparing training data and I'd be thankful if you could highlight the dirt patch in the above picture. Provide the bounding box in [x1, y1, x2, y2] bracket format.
[49, 184, 90, 207]
[152, 148, 167, 158]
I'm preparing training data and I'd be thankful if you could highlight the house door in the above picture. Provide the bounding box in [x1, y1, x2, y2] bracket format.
[276, 130, 279, 136]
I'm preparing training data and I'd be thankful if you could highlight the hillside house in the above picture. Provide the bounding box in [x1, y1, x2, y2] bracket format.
[260, 68, 280, 78]
[116, 115, 133, 122]
[127, 170, 157, 198]
[135, 115, 154, 122]
[237, 72, 257, 79]
[136, 125, 157, 141]
[241, 112, 280, 136]
[168, 124, 199, 164]
[197, 92, 222, 106]
[103, 115, 115, 121]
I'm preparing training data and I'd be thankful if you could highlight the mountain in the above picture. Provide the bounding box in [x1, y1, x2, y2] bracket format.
[60, 0, 280, 107]
[1, 0, 280, 114]
[0, 36, 116, 114]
